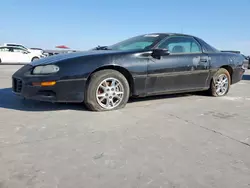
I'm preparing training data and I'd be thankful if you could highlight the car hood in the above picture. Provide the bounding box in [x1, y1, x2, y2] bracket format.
[30, 49, 144, 66]
[28, 49, 43, 54]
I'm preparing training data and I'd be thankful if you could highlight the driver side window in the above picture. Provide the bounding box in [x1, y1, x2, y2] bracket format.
[13, 48, 24, 53]
[158, 36, 202, 54]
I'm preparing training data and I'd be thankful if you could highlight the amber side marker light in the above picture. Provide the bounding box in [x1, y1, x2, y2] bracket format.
[32, 81, 56, 86]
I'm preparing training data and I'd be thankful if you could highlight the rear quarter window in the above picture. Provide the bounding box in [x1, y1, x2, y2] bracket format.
[195, 38, 219, 53]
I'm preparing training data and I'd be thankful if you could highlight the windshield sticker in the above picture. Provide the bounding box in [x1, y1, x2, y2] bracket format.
[144, 34, 159, 37]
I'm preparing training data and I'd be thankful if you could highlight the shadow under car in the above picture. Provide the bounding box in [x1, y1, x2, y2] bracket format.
[0, 88, 206, 112]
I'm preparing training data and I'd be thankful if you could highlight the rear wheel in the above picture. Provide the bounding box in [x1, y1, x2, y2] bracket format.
[209, 68, 231, 97]
[85, 69, 130, 111]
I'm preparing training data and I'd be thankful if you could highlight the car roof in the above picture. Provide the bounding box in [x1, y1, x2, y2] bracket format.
[0, 45, 11, 48]
[3, 43, 23, 45]
[0, 45, 26, 49]
[145, 33, 196, 37]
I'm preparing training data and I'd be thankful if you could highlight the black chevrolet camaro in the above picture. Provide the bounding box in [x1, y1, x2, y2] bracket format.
[12, 33, 246, 111]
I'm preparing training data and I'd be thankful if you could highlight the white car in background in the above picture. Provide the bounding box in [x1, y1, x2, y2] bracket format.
[3, 43, 44, 56]
[0, 46, 45, 63]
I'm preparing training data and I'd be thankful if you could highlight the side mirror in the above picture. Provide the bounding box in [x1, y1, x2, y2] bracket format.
[22, 51, 29, 54]
[152, 49, 170, 58]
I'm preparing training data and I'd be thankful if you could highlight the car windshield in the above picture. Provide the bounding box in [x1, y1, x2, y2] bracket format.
[108, 34, 165, 51]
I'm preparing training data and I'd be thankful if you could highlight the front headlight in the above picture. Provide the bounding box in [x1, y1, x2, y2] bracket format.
[32, 65, 60, 74]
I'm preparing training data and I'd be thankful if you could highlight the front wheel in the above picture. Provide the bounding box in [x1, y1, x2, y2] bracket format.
[209, 68, 231, 97]
[85, 69, 130, 111]
[31, 57, 39, 62]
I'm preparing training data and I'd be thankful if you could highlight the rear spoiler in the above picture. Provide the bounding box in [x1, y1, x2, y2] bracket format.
[221, 50, 241, 54]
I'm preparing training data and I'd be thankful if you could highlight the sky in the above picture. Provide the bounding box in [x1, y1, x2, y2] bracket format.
[0, 0, 249, 54]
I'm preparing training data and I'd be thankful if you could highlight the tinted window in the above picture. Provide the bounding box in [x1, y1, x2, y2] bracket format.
[158, 36, 202, 54]
[6, 44, 27, 50]
[7, 44, 18, 47]
[13, 47, 25, 52]
[6, 44, 19, 47]
[195, 38, 219, 53]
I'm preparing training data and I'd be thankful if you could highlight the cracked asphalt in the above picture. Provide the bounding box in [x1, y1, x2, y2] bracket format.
[0, 65, 250, 188]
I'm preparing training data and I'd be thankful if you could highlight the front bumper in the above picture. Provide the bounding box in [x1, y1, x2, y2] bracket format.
[12, 65, 87, 103]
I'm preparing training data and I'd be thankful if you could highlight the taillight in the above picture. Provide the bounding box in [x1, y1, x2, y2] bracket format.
[242, 62, 248, 70]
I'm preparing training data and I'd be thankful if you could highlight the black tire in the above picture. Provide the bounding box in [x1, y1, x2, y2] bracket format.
[209, 68, 231, 97]
[0, 58, 2, 63]
[85, 69, 130, 111]
[32, 57, 39, 61]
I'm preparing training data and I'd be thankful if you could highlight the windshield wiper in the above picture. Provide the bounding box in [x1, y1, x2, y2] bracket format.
[95, 45, 111, 50]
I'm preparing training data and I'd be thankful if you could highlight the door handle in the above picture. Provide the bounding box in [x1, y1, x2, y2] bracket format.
[200, 58, 208, 63]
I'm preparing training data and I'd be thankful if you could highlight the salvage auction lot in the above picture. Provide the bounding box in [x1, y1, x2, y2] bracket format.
[0, 65, 250, 188]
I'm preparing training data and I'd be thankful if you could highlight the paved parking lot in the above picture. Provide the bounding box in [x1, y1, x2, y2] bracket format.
[0, 65, 250, 188]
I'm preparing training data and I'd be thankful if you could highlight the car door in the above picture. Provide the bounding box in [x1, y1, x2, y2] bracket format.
[0, 47, 12, 62]
[12, 47, 31, 63]
[146, 36, 210, 94]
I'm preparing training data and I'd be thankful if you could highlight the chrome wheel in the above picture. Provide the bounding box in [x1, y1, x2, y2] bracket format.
[96, 77, 124, 109]
[215, 74, 229, 96]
